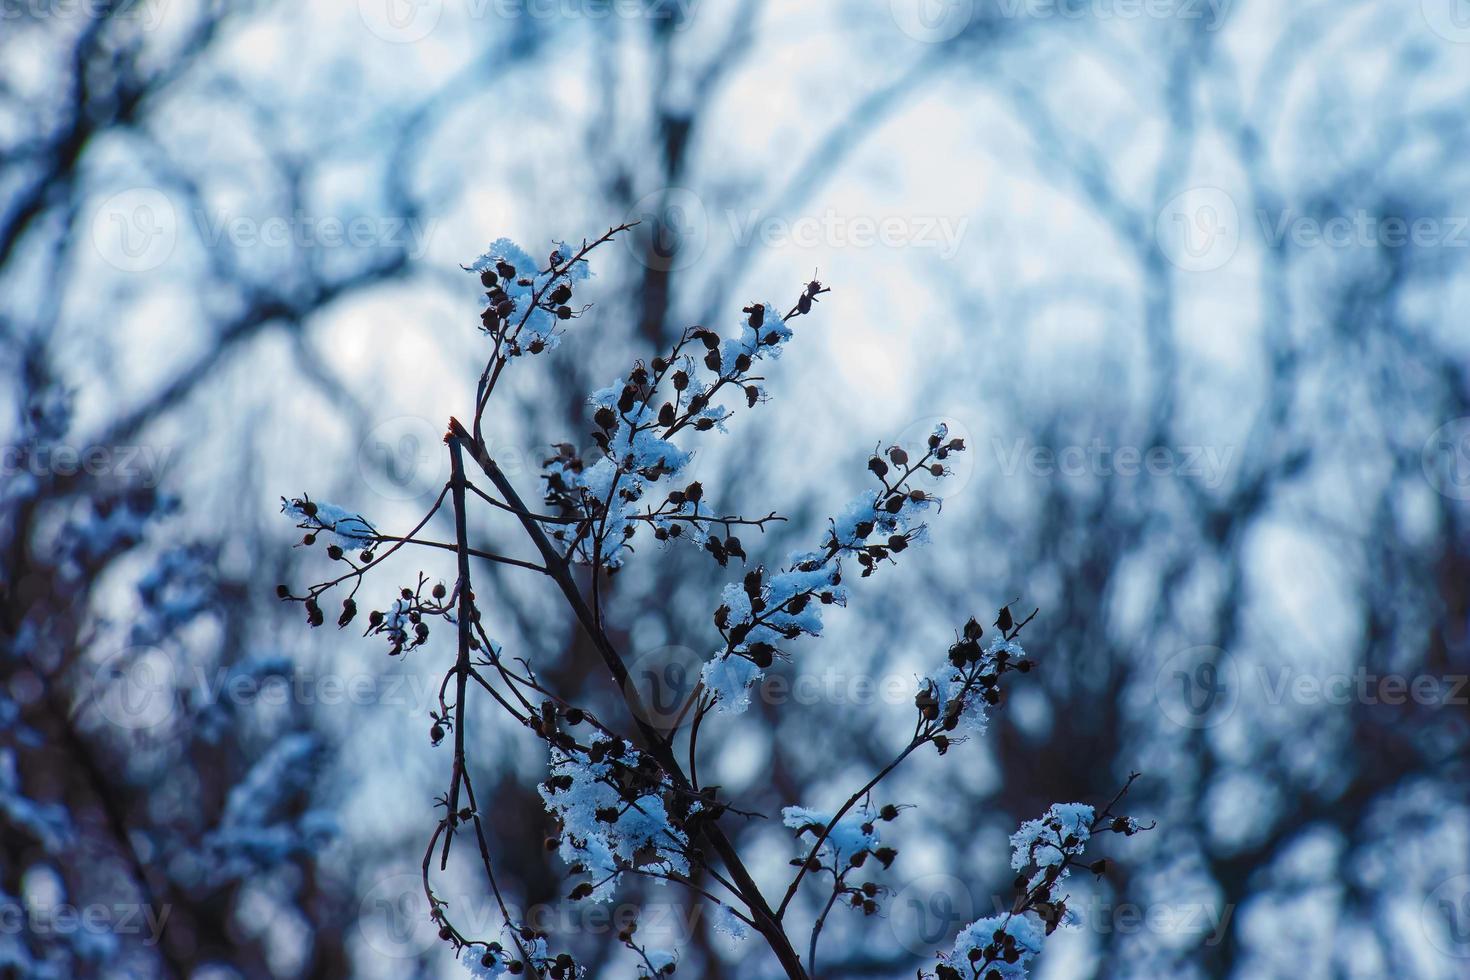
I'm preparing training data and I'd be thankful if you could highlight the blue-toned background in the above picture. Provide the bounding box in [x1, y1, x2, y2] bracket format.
[3, 1, 1469, 977]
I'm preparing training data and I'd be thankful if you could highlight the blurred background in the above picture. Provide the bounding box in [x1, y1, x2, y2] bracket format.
[4, 0, 1470, 977]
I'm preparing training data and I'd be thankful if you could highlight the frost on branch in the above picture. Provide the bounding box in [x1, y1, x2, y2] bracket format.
[540, 298, 802, 570]
[926, 780, 1150, 980]
[544, 382, 695, 570]
[704, 423, 967, 713]
[919, 630, 1029, 738]
[268, 225, 1152, 980]
[468, 237, 592, 356]
[638, 948, 678, 977]
[463, 934, 562, 979]
[539, 740, 697, 903]
[710, 902, 749, 942]
[782, 802, 883, 869]
[937, 914, 1046, 980]
[281, 495, 377, 550]
[1010, 802, 1093, 888]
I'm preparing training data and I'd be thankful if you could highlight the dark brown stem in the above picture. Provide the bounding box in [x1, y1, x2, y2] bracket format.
[778, 739, 921, 919]
[446, 417, 811, 980]
[442, 437, 475, 870]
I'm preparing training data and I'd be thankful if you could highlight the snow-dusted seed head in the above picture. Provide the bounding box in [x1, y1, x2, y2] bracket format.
[271, 227, 1148, 980]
